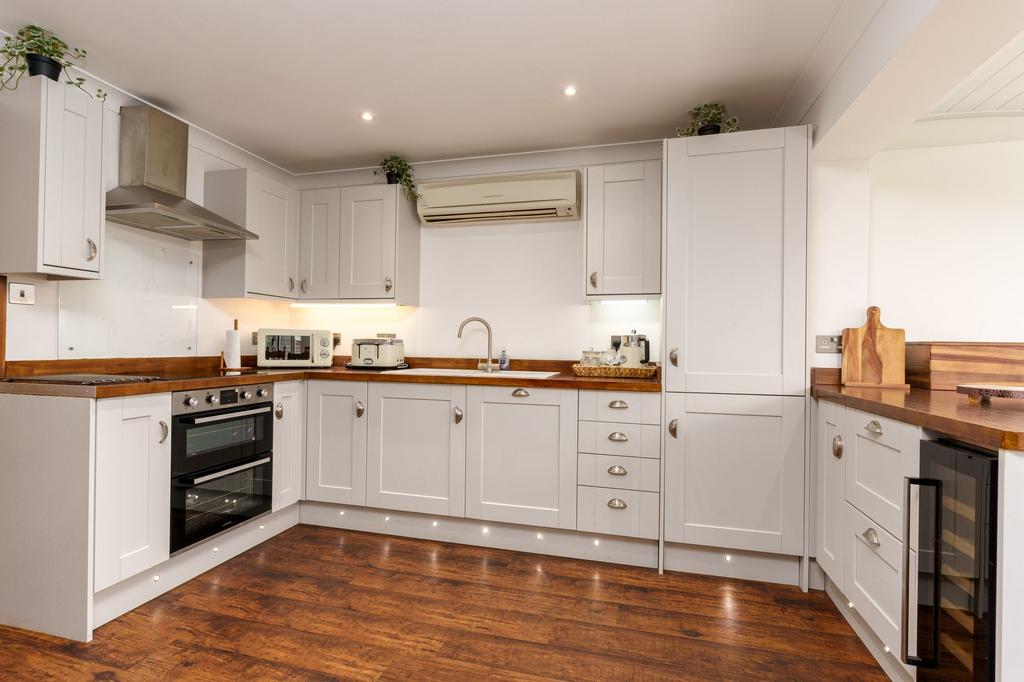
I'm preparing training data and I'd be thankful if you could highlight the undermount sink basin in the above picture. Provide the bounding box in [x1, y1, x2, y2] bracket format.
[380, 368, 559, 379]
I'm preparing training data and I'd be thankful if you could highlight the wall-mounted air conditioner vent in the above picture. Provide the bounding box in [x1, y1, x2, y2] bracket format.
[416, 171, 580, 226]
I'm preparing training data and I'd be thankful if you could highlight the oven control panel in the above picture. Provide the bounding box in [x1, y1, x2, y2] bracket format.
[172, 383, 275, 416]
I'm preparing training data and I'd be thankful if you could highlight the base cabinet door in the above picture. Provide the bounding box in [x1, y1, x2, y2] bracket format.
[367, 383, 466, 516]
[94, 393, 172, 592]
[305, 381, 368, 505]
[665, 393, 804, 554]
[272, 381, 305, 511]
[466, 386, 577, 529]
[816, 400, 847, 587]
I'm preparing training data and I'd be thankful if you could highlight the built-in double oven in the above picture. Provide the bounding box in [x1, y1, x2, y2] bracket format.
[170, 383, 275, 553]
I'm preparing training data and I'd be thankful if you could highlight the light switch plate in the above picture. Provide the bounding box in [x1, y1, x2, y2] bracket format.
[8, 282, 35, 305]
[815, 335, 842, 353]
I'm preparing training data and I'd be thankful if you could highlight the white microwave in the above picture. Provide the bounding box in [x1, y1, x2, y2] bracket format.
[256, 329, 334, 367]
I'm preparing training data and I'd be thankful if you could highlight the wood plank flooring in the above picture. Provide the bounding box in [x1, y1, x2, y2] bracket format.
[0, 525, 885, 680]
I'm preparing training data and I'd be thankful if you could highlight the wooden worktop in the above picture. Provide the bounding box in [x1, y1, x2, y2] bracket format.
[812, 383, 1024, 451]
[0, 356, 661, 398]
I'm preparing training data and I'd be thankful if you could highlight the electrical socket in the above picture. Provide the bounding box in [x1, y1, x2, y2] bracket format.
[815, 335, 842, 353]
[8, 282, 35, 305]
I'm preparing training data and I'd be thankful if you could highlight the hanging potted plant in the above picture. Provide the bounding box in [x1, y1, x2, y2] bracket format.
[1, 25, 105, 99]
[373, 155, 419, 200]
[676, 102, 739, 137]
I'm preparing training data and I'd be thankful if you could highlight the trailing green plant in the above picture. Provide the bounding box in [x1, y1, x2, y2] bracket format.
[373, 154, 418, 200]
[675, 102, 738, 136]
[1, 25, 106, 100]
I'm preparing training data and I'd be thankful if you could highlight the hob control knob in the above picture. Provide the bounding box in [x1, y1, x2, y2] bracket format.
[256, 388, 268, 398]
[184, 396, 198, 407]
[207, 394, 220, 405]
[241, 391, 253, 400]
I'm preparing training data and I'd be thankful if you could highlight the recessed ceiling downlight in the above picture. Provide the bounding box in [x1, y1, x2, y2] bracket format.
[563, 85, 578, 97]
[361, 111, 375, 121]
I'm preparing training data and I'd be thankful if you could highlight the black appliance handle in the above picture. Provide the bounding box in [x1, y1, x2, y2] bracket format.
[642, 338, 649, 364]
[902, 476, 942, 668]
[183, 405, 272, 425]
[181, 456, 271, 485]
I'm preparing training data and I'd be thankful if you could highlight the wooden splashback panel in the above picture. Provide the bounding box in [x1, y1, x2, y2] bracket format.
[907, 342, 1024, 390]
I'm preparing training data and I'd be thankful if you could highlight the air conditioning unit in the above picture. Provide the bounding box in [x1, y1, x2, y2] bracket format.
[416, 170, 580, 226]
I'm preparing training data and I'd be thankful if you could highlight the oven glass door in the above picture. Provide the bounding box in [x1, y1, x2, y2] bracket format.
[172, 403, 273, 475]
[264, 334, 312, 362]
[171, 456, 272, 553]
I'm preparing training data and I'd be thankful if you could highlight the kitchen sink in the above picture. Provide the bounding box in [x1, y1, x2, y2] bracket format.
[380, 368, 560, 379]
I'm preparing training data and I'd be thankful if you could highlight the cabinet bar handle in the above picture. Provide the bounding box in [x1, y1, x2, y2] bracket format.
[355, 401, 365, 418]
[668, 419, 678, 438]
[832, 435, 844, 458]
[608, 400, 628, 409]
[608, 431, 628, 442]
[275, 402, 284, 420]
[590, 271, 598, 288]
[669, 348, 679, 367]
[607, 498, 627, 510]
[158, 421, 168, 444]
[86, 238, 98, 262]
[607, 465, 628, 476]
[512, 388, 530, 397]
[866, 420, 883, 435]
[384, 275, 393, 292]
[862, 527, 881, 547]
[453, 406, 464, 424]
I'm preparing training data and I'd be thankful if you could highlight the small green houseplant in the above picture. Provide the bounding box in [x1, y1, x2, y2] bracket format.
[1, 25, 105, 99]
[374, 155, 418, 200]
[676, 102, 739, 136]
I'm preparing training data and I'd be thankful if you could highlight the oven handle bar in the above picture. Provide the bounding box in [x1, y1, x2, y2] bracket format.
[185, 457, 272, 485]
[184, 406, 273, 425]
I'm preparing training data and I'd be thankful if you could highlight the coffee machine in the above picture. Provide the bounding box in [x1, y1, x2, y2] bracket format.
[611, 331, 650, 368]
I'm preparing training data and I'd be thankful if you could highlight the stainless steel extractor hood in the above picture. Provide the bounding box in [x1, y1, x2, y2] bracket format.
[105, 106, 257, 240]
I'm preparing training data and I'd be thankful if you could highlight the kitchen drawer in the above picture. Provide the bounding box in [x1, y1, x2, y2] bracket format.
[579, 391, 660, 425]
[475, 384, 564, 406]
[578, 421, 660, 459]
[844, 501, 913, 657]
[845, 408, 921, 538]
[578, 453, 659, 492]
[577, 486, 658, 539]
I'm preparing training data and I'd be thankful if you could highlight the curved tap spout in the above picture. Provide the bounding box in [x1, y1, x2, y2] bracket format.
[457, 317, 495, 372]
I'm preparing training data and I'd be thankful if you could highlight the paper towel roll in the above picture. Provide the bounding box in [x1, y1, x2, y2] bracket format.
[224, 329, 241, 369]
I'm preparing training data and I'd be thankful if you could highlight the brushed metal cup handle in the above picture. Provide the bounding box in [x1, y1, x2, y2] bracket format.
[862, 527, 881, 547]
[158, 421, 169, 444]
[86, 238, 98, 262]
[866, 420, 883, 435]
[453, 406, 464, 424]
[832, 435, 844, 458]
[275, 402, 284, 420]
[669, 347, 679, 367]
[384, 276, 393, 292]
[512, 388, 530, 397]
[355, 401, 365, 418]
[608, 431, 628, 442]
[288, 277, 295, 292]
[608, 400, 628, 409]
[589, 271, 598, 288]
[607, 465, 628, 476]
[301, 279, 308, 293]
[607, 498, 627, 510]
[668, 419, 678, 438]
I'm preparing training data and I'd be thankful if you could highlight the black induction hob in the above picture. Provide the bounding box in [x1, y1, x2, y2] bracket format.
[2, 374, 161, 385]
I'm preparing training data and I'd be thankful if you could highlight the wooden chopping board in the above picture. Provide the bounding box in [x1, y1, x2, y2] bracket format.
[841, 306, 910, 389]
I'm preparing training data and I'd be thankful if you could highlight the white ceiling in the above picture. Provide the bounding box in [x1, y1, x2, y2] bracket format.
[0, 0, 845, 172]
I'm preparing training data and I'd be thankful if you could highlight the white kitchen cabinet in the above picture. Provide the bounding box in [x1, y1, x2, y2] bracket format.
[298, 187, 341, 298]
[465, 386, 577, 529]
[339, 184, 420, 303]
[816, 399, 847, 587]
[202, 168, 300, 299]
[366, 382, 465, 516]
[664, 127, 808, 395]
[578, 390, 661, 425]
[585, 160, 661, 296]
[577, 486, 659, 540]
[305, 380, 368, 505]
[0, 76, 104, 278]
[664, 392, 805, 555]
[272, 381, 305, 511]
[94, 393, 172, 593]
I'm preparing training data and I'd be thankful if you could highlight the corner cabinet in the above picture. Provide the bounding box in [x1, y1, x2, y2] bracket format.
[0, 76, 104, 278]
[202, 168, 300, 299]
[465, 386, 577, 529]
[272, 381, 305, 511]
[585, 161, 661, 297]
[366, 383, 466, 516]
[305, 380, 368, 505]
[94, 393, 172, 593]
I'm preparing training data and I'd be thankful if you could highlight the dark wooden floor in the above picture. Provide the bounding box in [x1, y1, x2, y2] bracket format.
[0, 525, 885, 680]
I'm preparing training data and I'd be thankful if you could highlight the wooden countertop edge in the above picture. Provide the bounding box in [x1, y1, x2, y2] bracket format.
[811, 385, 1020, 452]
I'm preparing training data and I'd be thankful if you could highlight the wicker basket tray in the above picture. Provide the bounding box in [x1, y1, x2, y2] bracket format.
[571, 364, 658, 379]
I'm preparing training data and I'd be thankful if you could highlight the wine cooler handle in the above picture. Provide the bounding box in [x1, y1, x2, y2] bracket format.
[901, 476, 942, 668]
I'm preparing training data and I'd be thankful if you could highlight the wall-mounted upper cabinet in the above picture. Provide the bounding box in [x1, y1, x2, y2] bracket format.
[0, 77, 104, 278]
[298, 188, 341, 298]
[202, 168, 300, 299]
[585, 161, 661, 297]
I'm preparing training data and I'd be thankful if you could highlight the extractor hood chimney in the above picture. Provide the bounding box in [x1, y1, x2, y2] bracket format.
[104, 106, 257, 240]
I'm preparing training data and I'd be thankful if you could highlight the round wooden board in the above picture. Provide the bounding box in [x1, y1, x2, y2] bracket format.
[956, 383, 1024, 404]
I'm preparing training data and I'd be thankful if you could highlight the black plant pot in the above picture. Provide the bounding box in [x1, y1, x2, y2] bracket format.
[385, 172, 399, 185]
[697, 123, 721, 136]
[26, 54, 61, 81]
